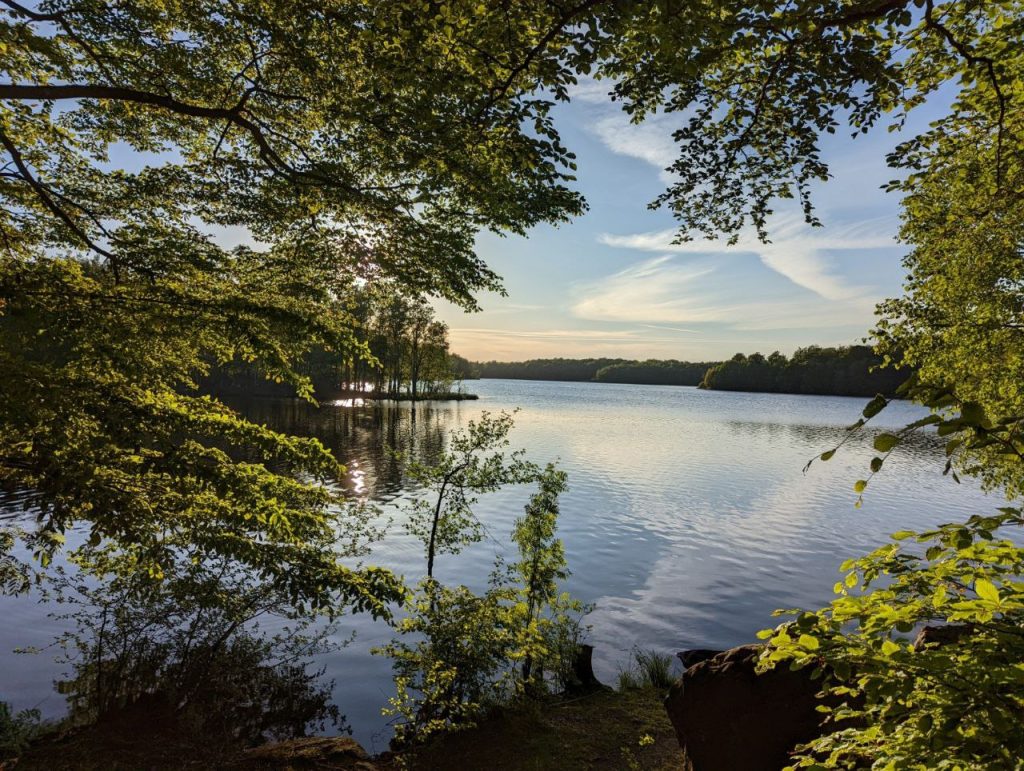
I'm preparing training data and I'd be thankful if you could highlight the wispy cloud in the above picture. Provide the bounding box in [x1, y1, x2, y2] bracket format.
[599, 213, 897, 301]
[571, 253, 880, 331]
[565, 75, 616, 104]
[589, 111, 682, 184]
[572, 256, 719, 324]
[571, 213, 901, 332]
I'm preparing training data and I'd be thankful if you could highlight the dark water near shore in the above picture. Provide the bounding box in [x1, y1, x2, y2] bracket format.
[0, 380, 996, 751]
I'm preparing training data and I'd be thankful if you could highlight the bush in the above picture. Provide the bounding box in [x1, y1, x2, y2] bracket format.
[42, 558, 345, 747]
[0, 702, 41, 760]
[762, 509, 1024, 769]
[378, 460, 590, 748]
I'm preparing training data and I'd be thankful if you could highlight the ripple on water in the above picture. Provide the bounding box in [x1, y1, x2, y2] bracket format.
[0, 380, 994, 749]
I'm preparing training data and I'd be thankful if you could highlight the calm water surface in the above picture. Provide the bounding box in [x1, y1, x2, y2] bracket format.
[0, 380, 996, 750]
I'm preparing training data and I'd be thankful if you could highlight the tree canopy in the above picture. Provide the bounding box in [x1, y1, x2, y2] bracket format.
[0, 0, 592, 607]
[2, 0, 1022, 624]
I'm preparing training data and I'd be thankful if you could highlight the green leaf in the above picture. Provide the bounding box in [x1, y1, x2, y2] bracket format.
[975, 579, 1000, 604]
[873, 433, 899, 452]
[881, 639, 900, 657]
[862, 395, 888, 419]
[853, 479, 868, 494]
[819, 449, 836, 462]
[798, 634, 820, 650]
[960, 402, 986, 426]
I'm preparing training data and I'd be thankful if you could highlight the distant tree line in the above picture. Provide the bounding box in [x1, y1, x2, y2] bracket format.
[594, 359, 711, 386]
[474, 347, 909, 397]
[474, 358, 632, 382]
[204, 287, 464, 400]
[699, 346, 908, 397]
[474, 357, 718, 386]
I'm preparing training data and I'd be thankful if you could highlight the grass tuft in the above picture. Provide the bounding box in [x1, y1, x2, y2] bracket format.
[618, 648, 676, 691]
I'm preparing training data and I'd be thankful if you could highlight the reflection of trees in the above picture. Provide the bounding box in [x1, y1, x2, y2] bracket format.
[229, 398, 456, 500]
[722, 420, 946, 462]
[28, 558, 345, 767]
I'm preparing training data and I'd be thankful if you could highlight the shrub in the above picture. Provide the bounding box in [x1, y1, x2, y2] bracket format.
[762, 509, 1024, 769]
[0, 702, 41, 760]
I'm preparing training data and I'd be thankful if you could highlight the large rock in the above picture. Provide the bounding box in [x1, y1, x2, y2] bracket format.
[665, 644, 828, 771]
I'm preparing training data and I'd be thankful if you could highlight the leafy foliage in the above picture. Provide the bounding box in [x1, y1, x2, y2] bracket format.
[0, 0, 596, 609]
[378, 442, 587, 748]
[762, 509, 1024, 769]
[403, 410, 538, 579]
[0, 701, 41, 760]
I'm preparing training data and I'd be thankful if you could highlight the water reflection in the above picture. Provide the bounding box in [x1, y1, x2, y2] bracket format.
[225, 397, 456, 500]
[0, 381, 996, 751]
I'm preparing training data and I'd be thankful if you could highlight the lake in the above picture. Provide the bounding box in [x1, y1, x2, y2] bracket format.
[0, 379, 995, 751]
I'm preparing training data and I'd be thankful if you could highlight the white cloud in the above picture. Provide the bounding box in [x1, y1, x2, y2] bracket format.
[571, 262, 878, 329]
[598, 212, 898, 301]
[571, 256, 720, 324]
[571, 214, 900, 332]
[589, 111, 682, 184]
[569, 76, 685, 183]
[565, 75, 615, 104]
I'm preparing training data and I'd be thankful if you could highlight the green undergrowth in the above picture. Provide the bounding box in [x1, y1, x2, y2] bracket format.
[391, 686, 682, 770]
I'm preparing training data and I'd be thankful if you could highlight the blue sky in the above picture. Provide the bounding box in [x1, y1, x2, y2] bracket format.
[437, 79, 944, 362]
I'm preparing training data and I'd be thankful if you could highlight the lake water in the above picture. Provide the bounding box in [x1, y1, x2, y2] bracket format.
[0, 379, 996, 751]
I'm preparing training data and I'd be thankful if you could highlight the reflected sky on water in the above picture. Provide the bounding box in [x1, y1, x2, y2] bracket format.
[0, 380, 997, 751]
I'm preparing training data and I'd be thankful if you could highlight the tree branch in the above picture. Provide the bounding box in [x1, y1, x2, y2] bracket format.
[923, 0, 1008, 189]
[0, 126, 116, 263]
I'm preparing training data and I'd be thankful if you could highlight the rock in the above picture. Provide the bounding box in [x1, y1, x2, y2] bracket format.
[677, 649, 722, 669]
[664, 644, 828, 771]
[565, 643, 606, 695]
[239, 737, 379, 769]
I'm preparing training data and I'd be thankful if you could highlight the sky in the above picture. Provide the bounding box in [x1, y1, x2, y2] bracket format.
[435, 80, 948, 363]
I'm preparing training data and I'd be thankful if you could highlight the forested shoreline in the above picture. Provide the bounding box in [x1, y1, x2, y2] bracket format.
[201, 289, 474, 401]
[699, 346, 909, 397]
[472, 346, 908, 397]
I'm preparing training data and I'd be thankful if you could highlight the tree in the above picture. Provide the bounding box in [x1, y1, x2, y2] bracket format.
[377, 454, 585, 748]
[404, 411, 538, 579]
[0, 1, 592, 607]
[687, 4, 1024, 765]
[508, 464, 570, 687]
[405, 299, 434, 401]
[875, 141, 1024, 496]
